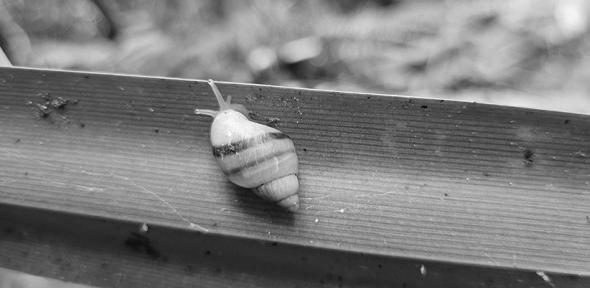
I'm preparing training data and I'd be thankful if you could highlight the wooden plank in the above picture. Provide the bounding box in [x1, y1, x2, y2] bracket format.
[0, 67, 589, 276]
[1, 203, 588, 288]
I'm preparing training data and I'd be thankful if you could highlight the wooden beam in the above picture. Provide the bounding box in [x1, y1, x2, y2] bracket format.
[0, 67, 589, 278]
[2, 203, 587, 287]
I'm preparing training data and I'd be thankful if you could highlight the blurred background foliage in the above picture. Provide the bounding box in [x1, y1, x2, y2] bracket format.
[1, 0, 590, 113]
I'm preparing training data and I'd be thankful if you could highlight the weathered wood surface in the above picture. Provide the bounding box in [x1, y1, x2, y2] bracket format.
[0, 67, 589, 277]
[2, 203, 587, 288]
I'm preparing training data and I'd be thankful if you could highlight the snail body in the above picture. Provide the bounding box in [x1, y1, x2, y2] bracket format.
[195, 80, 300, 211]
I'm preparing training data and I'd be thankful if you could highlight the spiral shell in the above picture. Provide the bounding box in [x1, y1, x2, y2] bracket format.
[195, 80, 300, 211]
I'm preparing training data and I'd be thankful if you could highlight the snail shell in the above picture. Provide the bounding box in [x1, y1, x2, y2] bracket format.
[195, 80, 300, 211]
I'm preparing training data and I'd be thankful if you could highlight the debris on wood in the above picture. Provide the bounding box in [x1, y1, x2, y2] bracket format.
[249, 111, 281, 128]
[140, 223, 149, 234]
[27, 92, 78, 120]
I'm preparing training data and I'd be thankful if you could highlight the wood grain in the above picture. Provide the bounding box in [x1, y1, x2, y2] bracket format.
[2, 203, 587, 288]
[0, 67, 589, 276]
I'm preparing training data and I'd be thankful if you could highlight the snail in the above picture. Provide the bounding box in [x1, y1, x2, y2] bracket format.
[195, 80, 300, 211]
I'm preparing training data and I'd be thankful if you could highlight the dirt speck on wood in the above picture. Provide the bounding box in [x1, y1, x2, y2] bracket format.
[523, 148, 535, 167]
[27, 92, 79, 121]
[249, 111, 281, 128]
[574, 150, 588, 158]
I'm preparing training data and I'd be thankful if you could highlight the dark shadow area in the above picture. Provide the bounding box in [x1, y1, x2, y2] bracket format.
[0, 203, 587, 287]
